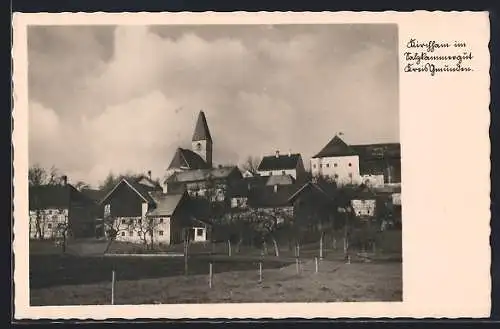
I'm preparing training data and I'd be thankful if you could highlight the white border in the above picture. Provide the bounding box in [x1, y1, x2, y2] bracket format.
[13, 11, 491, 319]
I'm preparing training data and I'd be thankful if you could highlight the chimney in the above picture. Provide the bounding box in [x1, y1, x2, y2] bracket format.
[61, 175, 68, 186]
[147, 170, 152, 179]
[275, 150, 280, 158]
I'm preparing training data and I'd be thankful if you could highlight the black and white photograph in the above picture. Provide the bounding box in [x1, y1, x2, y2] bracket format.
[26, 22, 402, 306]
[13, 11, 491, 319]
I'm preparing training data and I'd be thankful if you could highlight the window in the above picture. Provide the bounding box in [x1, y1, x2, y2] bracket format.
[104, 204, 111, 217]
[282, 170, 286, 175]
[121, 232, 125, 236]
[334, 163, 338, 167]
[159, 218, 164, 224]
[197, 228, 204, 237]
[334, 174, 339, 179]
[348, 163, 352, 167]
[326, 163, 330, 168]
[47, 223, 52, 229]
[121, 219, 126, 224]
[159, 231, 164, 236]
[196, 142, 202, 150]
[313, 164, 316, 169]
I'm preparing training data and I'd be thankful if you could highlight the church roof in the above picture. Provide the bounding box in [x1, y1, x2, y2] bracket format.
[192, 111, 213, 142]
[166, 166, 241, 184]
[312, 135, 357, 158]
[257, 153, 302, 171]
[167, 148, 210, 171]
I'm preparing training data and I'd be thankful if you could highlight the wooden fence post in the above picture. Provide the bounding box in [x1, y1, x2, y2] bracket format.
[209, 262, 213, 288]
[111, 270, 115, 305]
[184, 239, 188, 276]
[315, 257, 318, 273]
[319, 234, 324, 260]
[259, 262, 263, 283]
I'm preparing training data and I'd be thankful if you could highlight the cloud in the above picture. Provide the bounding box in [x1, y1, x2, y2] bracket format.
[28, 24, 399, 187]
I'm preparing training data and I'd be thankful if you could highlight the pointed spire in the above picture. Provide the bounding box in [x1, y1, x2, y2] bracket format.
[192, 111, 213, 142]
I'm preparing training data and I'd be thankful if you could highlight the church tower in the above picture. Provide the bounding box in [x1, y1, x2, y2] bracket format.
[191, 110, 213, 168]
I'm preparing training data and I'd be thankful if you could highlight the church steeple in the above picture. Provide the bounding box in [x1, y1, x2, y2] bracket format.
[192, 111, 212, 143]
[191, 111, 213, 167]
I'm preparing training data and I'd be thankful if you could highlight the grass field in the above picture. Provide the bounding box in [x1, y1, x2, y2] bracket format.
[30, 258, 402, 305]
[29, 230, 402, 305]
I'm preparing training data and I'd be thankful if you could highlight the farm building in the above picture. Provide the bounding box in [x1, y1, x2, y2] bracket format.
[29, 176, 97, 240]
[100, 176, 213, 246]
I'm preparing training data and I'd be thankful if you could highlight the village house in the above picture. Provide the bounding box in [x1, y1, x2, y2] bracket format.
[29, 176, 97, 240]
[257, 150, 306, 180]
[100, 173, 213, 246]
[246, 183, 301, 223]
[310, 134, 401, 187]
[165, 166, 243, 202]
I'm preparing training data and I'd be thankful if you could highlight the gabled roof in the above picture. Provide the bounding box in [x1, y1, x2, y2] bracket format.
[266, 174, 295, 186]
[136, 175, 162, 189]
[312, 135, 357, 158]
[287, 181, 339, 204]
[166, 166, 241, 184]
[168, 148, 209, 171]
[257, 153, 302, 171]
[80, 188, 106, 204]
[100, 178, 159, 205]
[248, 184, 301, 208]
[29, 184, 93, 210]
[227, 176, 268, 198]
[146, 192, 186, 217]
[192, 111, 213, 142]
[29, 185, 71, 210]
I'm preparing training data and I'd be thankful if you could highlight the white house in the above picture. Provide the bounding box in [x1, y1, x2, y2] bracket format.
[257, 150, 306, 180]
[310, 135, 362, 186]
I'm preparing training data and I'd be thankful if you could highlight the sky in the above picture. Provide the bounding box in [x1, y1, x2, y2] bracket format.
[28, 24, 399, 188]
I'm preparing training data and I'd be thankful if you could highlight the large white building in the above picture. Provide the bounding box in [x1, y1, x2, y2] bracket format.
[311, 135, 401, 187]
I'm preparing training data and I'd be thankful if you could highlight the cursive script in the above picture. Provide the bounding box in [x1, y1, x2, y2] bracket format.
[403, 38, 474, 77]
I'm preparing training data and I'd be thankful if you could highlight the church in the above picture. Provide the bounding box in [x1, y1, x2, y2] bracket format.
[162, 111, 243, 204]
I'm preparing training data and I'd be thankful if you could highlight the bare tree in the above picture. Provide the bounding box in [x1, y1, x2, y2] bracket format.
[29, 164, 48, 187]
[242, 156, 261, 174]
[134, 217, 160, 250]
[241, 207, 293, 257]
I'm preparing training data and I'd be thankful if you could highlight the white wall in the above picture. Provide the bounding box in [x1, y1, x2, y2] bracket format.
[311, 155, 361, 185]
[258, 169, 297, 179]
[192, 226, 208, 243]
[29, 208, 69, 239]
[351, 199, 376, 217]
[192, 139, 211, 165]
[112, 216, 172, 245]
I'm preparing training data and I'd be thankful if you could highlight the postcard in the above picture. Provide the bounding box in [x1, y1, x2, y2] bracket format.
[12, 11, 491, 319]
